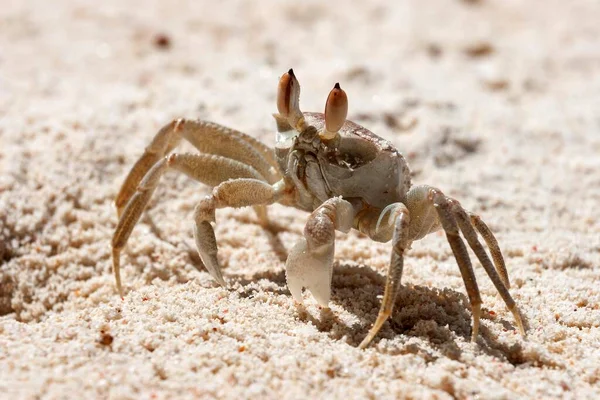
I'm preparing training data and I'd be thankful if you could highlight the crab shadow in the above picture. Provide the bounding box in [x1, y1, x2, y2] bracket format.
[146, 211, 528, 365]
[229, 261, 529, 365]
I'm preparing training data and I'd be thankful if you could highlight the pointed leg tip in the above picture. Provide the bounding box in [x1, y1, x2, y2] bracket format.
[116, 278, 124, 299]
[112, 248, 125, 299]
[510, 307, 526, 338]
[213, 274, 227, 287]
[471, 303, 481, 342]
[517, 321, 527, 339]
[358, 337, 372, 350]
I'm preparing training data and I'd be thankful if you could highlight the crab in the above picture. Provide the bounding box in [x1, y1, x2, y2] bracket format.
[112, 69, 526, 348]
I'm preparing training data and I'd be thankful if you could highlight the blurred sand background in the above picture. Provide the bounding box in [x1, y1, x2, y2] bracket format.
[1, 0, 600, 398]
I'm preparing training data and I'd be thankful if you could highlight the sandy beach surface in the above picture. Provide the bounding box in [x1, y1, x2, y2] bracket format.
[1, 0, 599, 398]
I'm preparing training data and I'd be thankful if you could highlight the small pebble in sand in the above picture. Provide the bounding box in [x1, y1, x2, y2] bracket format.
[153, 33, 171, 50]
[98, 331, 114, 346]
[464, 42, 494, 58]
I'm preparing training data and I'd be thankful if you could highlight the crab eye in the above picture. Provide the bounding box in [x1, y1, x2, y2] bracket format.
[323, 82, 348, 138]
[277, 68, 301, 118]
[277, 70, 292, 116]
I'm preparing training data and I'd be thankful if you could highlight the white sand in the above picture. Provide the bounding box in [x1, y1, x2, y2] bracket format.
[1, 0, 599, 398]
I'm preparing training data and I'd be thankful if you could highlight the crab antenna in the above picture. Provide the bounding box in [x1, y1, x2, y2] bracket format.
[322, 82, 348, 140]
[276, 68, 304, 129]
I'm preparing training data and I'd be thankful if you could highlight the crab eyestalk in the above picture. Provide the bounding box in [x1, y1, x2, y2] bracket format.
[277, 68, 304, 130]
[321, 82, 348, 140]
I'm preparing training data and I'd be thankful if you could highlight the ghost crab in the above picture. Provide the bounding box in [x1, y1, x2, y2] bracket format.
[112, 69, 525, 348]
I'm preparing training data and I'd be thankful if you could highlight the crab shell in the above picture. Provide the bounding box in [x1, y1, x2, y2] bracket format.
[274, 111, 412, 211]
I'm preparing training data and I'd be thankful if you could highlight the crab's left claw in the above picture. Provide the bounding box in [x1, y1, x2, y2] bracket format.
[286, 238, 334, 307]
[285, 197, 354, 307]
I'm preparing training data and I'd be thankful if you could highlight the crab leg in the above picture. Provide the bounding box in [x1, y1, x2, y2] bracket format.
[179, 120, 280, 183]
[193, 178, 285, 286]
[452, 204, 525, 336]
[115, 119, 280, 217]
[469, 213, 510, 288]
[115, 121, 181, 217]
[430, 189, 484, 341]
[286, 197, 355, 307]
[112, 152, 271, 297]
[359, 203, 410, 349]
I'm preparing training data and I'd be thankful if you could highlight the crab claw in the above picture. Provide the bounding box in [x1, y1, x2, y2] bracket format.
[321, 82, 348, 140]
[286, 238, 334, 307]
[285, 198, 354, 307]
[277, 68, 304, 129]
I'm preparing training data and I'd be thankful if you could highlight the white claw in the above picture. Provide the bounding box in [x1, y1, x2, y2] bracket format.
[285, 238, 334, 307]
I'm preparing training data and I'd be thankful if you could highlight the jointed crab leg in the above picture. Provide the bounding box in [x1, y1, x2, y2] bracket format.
[358, 186, 525, 347]
[115, 121, 181, 217]
[193, 178, 286, 287]
[431, 188, 525, 340]
[431, 190, 483, 340]
[180, 121, 280, 184]
[115, 119, 281, 217]
[469, 213, 510, 288]
[452, 205, 525, 336]
[359, 203, 410, 349]
[112, 151, 277, 297]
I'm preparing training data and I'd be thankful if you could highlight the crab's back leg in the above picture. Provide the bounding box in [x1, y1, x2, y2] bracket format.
[429, 191, 483, 340]
[468, 213, 510, 288]
[180, 121, 280, 182]
[178, 121, 280, 184]
[112, 152, 270, 297]
[115, 120, 181, 217]
[115, 119, 281, 216]
[285, 197, 355, 307]
[453, 205, 524, 336]
[406, 185, 524, 341]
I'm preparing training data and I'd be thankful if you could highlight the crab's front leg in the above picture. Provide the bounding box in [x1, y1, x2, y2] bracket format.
[193, 178, 286, 286]
[285, 197, 355, 306]
[358, 203, 410, 349]
[112, 151, 283, 296]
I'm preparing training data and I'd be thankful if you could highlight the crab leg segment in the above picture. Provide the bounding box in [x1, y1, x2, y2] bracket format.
[359, 203, 410, 349]
[115, 120, 182, 217]
[428, 186, 524, 340]
[112, 152, 276, 297]
[452, 205, 525, 336]
[286, 197, 355, 307]
[358, 185, 525, 347]
[469, 213, 510, 288]
[430, 190, 483, 341]
[194, 178, 286, 286]
[115, 119, 280, 217]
